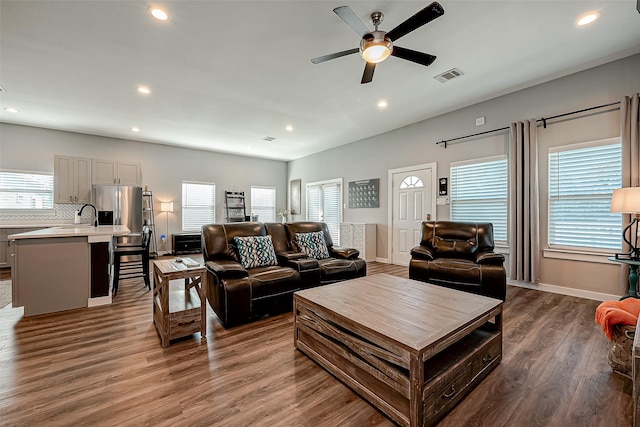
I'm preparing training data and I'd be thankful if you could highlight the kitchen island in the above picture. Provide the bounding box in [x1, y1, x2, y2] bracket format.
[9, 225, 130, 316]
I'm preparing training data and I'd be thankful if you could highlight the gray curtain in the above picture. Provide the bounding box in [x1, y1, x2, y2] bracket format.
[509, 120, 540, 283]
[620, 93, 640, 253]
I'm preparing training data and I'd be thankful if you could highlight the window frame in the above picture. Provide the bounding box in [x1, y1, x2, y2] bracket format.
[0, 169, 55, 214]
[449, 155, 508, 245]
[306, 178, 343, 242]
[181, 180, 216, 232]
[250, 186, 276, 223]
[546, 137, 622, 254]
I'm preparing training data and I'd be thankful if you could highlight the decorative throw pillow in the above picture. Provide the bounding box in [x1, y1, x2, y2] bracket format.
[294, 231, 330, 260]
[234, 235, 278, 269]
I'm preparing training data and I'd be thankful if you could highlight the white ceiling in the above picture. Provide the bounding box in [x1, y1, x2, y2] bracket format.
[1, 1, 639, 161]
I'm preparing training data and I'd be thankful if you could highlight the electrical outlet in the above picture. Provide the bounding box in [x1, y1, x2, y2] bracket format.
[475, 116, 485, 126]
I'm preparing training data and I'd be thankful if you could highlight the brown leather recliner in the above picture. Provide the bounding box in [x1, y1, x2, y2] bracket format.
[202, 222, 319, 328]
[409, 221, 506, 300]
[284, 222, 367, 284]
[202, 221, 366, 328]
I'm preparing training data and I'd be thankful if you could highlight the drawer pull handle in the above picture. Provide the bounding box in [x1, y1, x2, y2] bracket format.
[178, 319, 196, 326]
[442, 385, 456, 398]
[482, 354, 493, 364]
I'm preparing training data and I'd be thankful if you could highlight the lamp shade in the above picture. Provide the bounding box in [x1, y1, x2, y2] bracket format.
[610, 188, 640, 213]
[160, 202, 174, 213]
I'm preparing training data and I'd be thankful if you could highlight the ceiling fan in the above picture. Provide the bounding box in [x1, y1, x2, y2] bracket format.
[311, 2, 445, 84]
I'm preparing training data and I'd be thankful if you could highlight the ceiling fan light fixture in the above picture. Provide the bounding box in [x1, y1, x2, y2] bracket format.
[360, 31, 393, 63]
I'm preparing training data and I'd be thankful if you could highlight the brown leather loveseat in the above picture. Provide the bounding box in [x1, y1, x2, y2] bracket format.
[202, 221, 366, 327]
[409, 221, 506, 300]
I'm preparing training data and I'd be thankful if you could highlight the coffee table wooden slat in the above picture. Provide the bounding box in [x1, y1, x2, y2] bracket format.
[294, 274, 503, 427]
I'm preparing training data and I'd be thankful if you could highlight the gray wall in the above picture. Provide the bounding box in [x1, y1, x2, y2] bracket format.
[0, 124, 288, 252]
[287, 53, 640, 298]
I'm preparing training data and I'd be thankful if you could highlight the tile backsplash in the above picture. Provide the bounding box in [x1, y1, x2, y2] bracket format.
[0, 203, 92, 225]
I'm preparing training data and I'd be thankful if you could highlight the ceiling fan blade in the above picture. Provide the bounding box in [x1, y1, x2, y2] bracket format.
[333, 6, 370, 36]
[311, 48, 359, 64]
[391, 46, 436, 67]
[386, 1, 444, 42]
[361, 62, 376, 84]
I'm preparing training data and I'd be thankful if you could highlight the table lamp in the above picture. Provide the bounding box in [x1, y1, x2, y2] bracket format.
[610, 187, 640, 259]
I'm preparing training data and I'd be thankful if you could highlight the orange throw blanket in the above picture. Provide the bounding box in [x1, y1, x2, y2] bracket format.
[595, 298, 640, 340]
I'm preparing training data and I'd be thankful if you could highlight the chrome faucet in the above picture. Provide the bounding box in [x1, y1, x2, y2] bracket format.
[79, 203, 99, 227]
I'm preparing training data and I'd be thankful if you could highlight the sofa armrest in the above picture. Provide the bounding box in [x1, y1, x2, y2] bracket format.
[276, 251, 308, 261]
[475, 251, 505, 265]
[410, 245, 434, 260]
[205, 260, 248, 279]
[330, 246, 360, 259]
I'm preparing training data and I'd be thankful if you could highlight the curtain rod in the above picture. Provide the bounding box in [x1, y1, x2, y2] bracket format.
[436, 126, 509, 148]
[436, 100, 621, 148]
[537, 100, 620, 128]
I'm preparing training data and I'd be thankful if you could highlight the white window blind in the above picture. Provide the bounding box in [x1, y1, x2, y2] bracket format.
[182, 181, 215, 232]
[250, 186, 276, 222]
[548, 139, 621, 250]
[450, 156, 508, 242]
[306, 179, 342, 242]
[0, 170, 53, 210]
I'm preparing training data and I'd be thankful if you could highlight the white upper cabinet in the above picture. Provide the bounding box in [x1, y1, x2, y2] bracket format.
[54, 155, 92, 204]
[92, 159, 141, 186]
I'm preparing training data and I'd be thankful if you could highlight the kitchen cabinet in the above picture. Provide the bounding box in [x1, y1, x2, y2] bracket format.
[92, 159, 141, 185]
[54, 155, 92, 204]
[340, 223, 376, 262]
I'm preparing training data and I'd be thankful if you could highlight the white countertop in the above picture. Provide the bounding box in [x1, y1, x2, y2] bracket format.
[9, 225, 131, 240]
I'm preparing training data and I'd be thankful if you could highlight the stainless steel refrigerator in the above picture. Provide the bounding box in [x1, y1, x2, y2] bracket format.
[93, 185, 143, 244]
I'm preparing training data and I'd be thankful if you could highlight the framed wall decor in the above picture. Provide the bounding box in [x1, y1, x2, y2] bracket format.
[290, 179, 301, 215]
[348, 178, 379, 208]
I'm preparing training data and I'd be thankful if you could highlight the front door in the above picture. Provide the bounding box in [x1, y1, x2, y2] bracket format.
[390, 164, 435, 265]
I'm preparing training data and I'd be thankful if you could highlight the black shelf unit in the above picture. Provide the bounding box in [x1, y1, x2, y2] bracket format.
[225, 191, 247, 222]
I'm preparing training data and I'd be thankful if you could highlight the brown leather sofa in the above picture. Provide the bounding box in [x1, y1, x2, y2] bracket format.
[409, 221, 506, 300]
[202, 221, 366, 327]
[284, 222, 367, 285]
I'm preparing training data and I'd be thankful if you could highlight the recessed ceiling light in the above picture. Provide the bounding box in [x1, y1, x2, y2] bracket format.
[247, 146, 253, 151]
[577, 12, 600, 26]
[377, 100, 388, 108]
[137, 86, 151, 95]
[149, 7, 170, 21]
[131, 127, 140, 132]
[4, 107, 19, 113]
[285, 125, 294, 132]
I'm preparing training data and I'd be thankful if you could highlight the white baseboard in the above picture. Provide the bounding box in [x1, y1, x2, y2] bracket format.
[508, 279, 622, 302]
[375, 257, 389, 263]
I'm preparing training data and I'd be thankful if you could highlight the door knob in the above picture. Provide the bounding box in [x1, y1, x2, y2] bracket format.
[426, 214, 431, 220]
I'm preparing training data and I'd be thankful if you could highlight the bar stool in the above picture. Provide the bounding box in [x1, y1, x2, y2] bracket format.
[113, 226, 152, 297]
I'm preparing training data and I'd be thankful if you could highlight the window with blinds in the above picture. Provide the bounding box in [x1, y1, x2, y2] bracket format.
[450, 155, 508, 243]
[0, 170, 53, 210]
[181, 181, 215, 232]
[306, 179, 342, 242]
[250, 186, 276, 222]
[548, 139, 621, 251]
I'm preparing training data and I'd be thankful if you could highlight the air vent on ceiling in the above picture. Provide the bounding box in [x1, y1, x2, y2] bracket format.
[263, 136, 276, 142]
[434, 68, 464, 83]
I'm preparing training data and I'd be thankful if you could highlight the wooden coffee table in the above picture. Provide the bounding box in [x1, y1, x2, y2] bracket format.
[294, 274, 503, 427]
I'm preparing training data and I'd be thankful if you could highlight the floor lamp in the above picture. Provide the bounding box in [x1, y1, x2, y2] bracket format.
[611, 187, 640, 259]
[160, 202, 174, 254]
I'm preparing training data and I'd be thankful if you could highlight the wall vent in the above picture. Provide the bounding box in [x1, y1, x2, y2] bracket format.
[262, 136, 276, 142]
[434, 68, 464, 83]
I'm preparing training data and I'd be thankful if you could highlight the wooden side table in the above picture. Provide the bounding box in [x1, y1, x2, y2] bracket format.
[152, 259, 207, 347]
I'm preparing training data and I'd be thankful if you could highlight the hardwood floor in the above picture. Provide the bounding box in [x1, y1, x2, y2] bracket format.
[0, 262, 632, 426]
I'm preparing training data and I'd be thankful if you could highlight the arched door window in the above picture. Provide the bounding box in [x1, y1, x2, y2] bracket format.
[399, 176, 424, 189]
